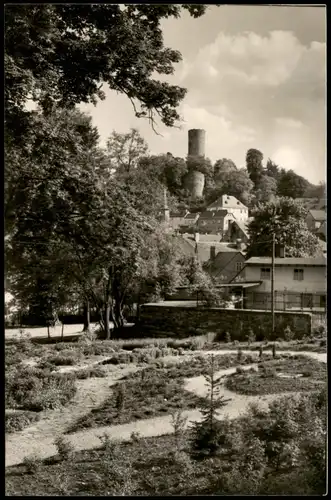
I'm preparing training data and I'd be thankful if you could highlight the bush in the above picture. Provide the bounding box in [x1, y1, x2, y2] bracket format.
[46, 354, 78, 366]
[6, 411, 40, 433]
[23, 455, 40, 474]
[54, 436, 74, 461]
[6, 366, 77, 411]
[225, 332, 231, 343]
[284, 326, 294, 342]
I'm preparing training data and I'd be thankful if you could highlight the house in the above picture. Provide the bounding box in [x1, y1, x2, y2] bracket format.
[197, 209, 236, 236]
[233, 256, 326, 312]
[206, 195, 249, 222]
[168, 209, 189, 230]
[204, 246, 246, 283]
[223, 219, 250, 244]
[306, 210, 326, 232]
[179, 212, 200, 230]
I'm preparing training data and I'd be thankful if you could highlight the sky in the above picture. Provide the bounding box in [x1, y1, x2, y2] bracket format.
[78, 5, 326, 184]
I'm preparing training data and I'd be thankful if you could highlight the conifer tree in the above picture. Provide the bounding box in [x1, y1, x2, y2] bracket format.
[190, 354, 231, 456]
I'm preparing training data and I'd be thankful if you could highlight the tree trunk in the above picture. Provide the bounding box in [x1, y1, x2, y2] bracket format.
[61, 321, 64, 341]
[47, 325, 50, 339]
[104, 304, 111, 340]
[82, 301, 91, 332]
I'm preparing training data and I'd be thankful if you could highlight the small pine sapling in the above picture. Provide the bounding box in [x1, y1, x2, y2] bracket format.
[237, 347, 243, 363]
[259, 345, 263, 359]
[284, 325, 294, 342]
[190, 354, 231, 457]
[115, 385, 125, 414]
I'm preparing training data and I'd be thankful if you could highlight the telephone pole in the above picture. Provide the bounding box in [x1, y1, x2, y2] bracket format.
[271, 233, 275, 334]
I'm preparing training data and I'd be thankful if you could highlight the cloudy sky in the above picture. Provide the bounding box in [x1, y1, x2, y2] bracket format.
[79, 5, 326, 184]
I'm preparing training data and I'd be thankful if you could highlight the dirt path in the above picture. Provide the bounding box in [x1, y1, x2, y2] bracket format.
[5, 364, 140, 467]
[5, 350, 326, 468]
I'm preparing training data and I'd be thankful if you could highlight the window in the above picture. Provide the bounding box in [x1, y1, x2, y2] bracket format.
[293, 269, 304, 281]
[260, 267, 271, 280]
[236, 262, 244, 272]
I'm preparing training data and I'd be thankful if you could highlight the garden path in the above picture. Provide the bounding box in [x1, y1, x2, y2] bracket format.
[5, 350, 326, 468]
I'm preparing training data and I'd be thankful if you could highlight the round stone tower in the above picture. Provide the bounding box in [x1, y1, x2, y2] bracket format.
[184, 129, 206, 198]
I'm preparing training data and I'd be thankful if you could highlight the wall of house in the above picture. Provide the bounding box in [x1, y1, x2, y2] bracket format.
[209, 252, 246, 282]
[197, 213, 235, 235]
[243, 264, 326, 293]
[139, 303, 312, 339]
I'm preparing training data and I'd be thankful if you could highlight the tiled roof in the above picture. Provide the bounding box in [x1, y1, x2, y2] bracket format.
[309, 210, 326, 221]
[245, 256, 326, 266]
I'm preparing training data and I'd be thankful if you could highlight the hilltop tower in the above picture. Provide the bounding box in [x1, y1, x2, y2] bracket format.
[184, 129, 206, 198]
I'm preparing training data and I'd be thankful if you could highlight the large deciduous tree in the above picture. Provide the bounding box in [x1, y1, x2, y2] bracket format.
[246, 148, 264, 187]
[246, 198, 322, 259]
[106, 128, 149, 175]
[5, 3, 208, 140]
[277, 169, 310, 199]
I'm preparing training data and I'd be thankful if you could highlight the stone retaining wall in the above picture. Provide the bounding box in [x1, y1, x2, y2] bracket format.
[139, 303, 312, 340]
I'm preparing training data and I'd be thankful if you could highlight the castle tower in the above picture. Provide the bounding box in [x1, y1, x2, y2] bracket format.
[184, 129, 206, 198]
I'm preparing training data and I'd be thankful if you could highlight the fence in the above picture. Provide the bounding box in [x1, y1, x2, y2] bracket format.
[243, 291, 326, 313]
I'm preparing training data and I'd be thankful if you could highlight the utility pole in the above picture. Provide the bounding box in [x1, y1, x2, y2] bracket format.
[271, 233, 275, 334]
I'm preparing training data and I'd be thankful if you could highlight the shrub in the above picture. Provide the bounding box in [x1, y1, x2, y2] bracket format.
[54, 436, 74, 461]
[130, 431, 141, 444]
[115, 386, 125, 414]
[237, 348, 243, 363]
[284, 326, 294, 342]
[46, 354, 78, 366]
[6, 411, 40, 433]
[247, 328, 256, 345]
[171, 411, 188, 450]
[225, 332, 231, 343]
[23, 455, 40, 474]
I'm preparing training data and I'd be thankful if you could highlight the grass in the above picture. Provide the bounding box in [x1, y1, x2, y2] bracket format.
[225, 355, 326, 395]
[66, 353, 258, 434]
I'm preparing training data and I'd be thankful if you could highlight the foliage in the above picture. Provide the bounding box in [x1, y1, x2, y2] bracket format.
[6, 411, 40, 433]
[181, 256, 221, 307]
[6, 365, 77, 411]
[190, 354, 231, 456]
[277, 169, 310, 198]
[54, 436, 74, 461]
[246, 148, 264, 187]
[5, 4, 208, 137]
[171, 411, 188, 449]
[106, 128, 148, 175]
[208, 168, 253, 206]
[253, 175, 278, 203]
[246, 197, 322, 258]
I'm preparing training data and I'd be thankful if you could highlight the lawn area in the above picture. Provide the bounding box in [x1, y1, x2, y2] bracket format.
[225, 355, 327, 395]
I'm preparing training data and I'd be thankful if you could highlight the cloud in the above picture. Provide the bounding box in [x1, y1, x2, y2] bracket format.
[178, 30, 325, 182]
[275, 117, 303, 129]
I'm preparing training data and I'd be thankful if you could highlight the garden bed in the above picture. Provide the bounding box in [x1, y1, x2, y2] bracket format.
[225, 356, 326, 395]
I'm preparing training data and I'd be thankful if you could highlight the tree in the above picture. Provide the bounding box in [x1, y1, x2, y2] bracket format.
[265, 158, 280, 181]
[5, 4, 208, 141]
[253, 175, 278, 204]
[208, 168, 254, 207]
[180, 256, 221, 307]
[246, 149, 264, 187]
[277, 169, 309, 198]
[137, 153, 188, 199]
[106, 128, 149, 175]
[190, 354, 231, 457]
[214, 158, 237, 181]
[246, 197, 322, 258]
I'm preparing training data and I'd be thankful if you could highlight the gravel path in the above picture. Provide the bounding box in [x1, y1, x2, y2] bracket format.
[5, 350, 326, 468]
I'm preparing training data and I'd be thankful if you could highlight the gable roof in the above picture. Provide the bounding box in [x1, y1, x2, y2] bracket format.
[309, 210, 326, 221]
[170, 210, 187, 218]
[245, 256, 326, 267]
[207, 195, 248, 210]
[184, 212, 199, 220]
[199, 209, 231, 220]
